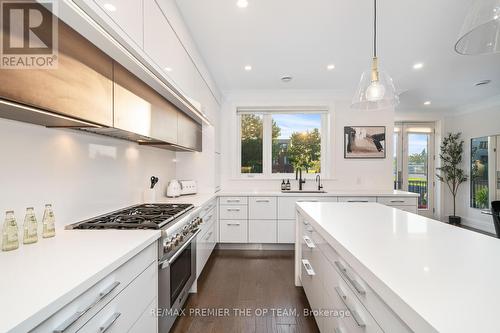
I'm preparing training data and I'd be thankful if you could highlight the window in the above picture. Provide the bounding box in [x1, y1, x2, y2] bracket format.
[238, 108, 328, 178]
[471, 137, 489, 209]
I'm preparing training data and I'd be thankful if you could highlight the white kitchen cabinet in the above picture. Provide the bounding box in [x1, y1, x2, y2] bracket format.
[249, 220, 277, 243]
[143, 0, 196, 100]
[219, 220, 248, 243]
[219, 205, 248, 220]
[197, 218, 216, 277]
[278, 197, 337, 220]
[376, 196, 417, 206]
[129, 299, 158, 333]
[93, 0, 144, 49]
[33, 243, 157, 333]
[278, 220, 295, 243]
[77, 262, 157, 333]
[249, 197, 277, 220]
[219, 196, 248, 205]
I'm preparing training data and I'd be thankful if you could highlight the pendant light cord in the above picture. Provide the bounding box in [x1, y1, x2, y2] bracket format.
[374, 0, 377, 58]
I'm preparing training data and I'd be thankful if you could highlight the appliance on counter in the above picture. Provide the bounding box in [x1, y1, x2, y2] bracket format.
[179, 180, 197, 196]
[66, 203, 203, 332]
[167, 180, 182, 198]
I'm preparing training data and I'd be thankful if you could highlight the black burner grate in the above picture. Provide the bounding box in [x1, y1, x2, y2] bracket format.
[74, 203, 194, 229]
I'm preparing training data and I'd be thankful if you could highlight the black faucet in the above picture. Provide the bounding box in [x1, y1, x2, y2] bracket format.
[316, 174, 323, 191]
[296, 168, 306, 191]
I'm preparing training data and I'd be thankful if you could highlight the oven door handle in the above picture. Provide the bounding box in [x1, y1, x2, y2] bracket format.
[159, 229, 201, 270]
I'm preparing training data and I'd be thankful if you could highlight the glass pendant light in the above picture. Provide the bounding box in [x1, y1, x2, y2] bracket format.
[455, 0, 500, 55]
[352, 0, 398, 110]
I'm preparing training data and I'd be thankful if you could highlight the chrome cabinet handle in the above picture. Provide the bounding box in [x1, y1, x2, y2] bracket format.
[256, 199, 270, 203]
[347, 200, 368, 203]
[303, 235, 315, 248]
[226, 208, 240, 212]
[227, 223, 240, 226]
[301, 259, 316, 276]
[334, 328, 344, 333]
[206, 214, 213, 221]
[389, 200, 405, 203]
[334, 287, 366, 328]
[298, 200, 319, 202]
[99, 312, 121, 332]
[53, 281, 120, 332]
[334, 261, 366, 295]
[226, 199, 240, 203]
[205, 231, 213, 240]
[302, 219, 309, 225]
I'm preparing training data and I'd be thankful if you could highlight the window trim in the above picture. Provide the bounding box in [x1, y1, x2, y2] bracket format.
[236, 108, 330, 180]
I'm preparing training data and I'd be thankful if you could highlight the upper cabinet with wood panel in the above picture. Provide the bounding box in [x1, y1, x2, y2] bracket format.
[0, 18, 114, 127]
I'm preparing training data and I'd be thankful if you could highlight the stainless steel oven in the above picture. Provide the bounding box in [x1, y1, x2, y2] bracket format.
[158, 228, 200, 333]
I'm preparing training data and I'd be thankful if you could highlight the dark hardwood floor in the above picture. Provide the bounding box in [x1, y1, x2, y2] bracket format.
[170, 250, 319, 333]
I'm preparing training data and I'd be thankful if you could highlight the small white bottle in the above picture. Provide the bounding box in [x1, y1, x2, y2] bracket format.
[23, 207, 38, 244]
[2, 211, 19, 251]
[42, 204, 56, 238]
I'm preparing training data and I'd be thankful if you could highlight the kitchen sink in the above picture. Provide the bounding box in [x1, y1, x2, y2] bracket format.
[281, 190, 327, 193]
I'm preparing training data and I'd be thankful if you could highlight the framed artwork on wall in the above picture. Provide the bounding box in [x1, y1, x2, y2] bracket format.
[344, 126, 386, 159]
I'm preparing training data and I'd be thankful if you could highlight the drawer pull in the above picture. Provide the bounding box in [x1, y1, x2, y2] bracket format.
[347, 200, 368, 203]
[303, 235, 316, 248]
[226, 208, 241, 212]
[389, 200, 405, 203]
[227, 223, 240, 226]
[256, 199, 270, 203]
[226, 199, 240, 203]
[53, 281, 120, 332]
[206, 214, 213, 221]
[301, 259, 316, 276]
[302, 219, 309, 225]
[99, 312, 121, 333]
[334, 261, 366, 295]
[298, 200, 319, 202]
[305, 225, 313, 233]
[334, 328, 344, 333]
[205, 231, 213, 240]
[334, 287, 366, 328]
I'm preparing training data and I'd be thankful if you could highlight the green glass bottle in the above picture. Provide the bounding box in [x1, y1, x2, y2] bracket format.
[2, 211, 19, 251]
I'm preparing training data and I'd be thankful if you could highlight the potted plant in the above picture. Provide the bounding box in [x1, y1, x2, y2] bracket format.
[436, 133, 468, 224]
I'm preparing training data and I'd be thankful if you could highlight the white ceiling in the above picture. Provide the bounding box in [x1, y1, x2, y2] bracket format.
[175, 0, 500, 112]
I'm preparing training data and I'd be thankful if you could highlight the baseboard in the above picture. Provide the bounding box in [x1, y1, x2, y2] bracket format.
[216, 243, 294, 250]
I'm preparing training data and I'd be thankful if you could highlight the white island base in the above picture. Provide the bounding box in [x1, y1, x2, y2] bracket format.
[295, 202, 500, 333]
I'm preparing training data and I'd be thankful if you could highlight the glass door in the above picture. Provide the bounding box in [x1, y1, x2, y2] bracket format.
[394, 123, 435, 217]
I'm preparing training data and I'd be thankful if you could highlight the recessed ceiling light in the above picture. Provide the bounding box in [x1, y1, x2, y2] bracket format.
[413, 62, 424, 70]
[423, 101, 431, 105]
[236, 0, 248, 8]
[164, 67, 172, 72]
[103, 3, 117, 12]
[281, 76, 293, 83]
[327, 64, 335, 71]
[475, 79, 491, 86]
[244, 65, 252, 71]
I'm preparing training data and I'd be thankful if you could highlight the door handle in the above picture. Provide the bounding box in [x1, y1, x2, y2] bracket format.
[334, 261, 366, 295]
[99, 312, 121, 333]
[334, 287, 366, 328]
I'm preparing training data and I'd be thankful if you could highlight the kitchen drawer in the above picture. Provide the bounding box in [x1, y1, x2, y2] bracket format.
[219, 220, 248, 243]
[200, 198, 217, 218]
[377, 196, 417, 206]
[199, 207, 216, 235]
[329, 257, 411, 332]
[277, 220, 295, 243]
[219, 205, 248, 220]
[129, 298, 157, 333]
[323, 263, 382, 333]
[249, 197, 277, 220]
[219, 196, 248, 205]
[33, 243, 157, 333]
[391, 205, 418, 214]
[338, 196, 376, 203]
[278, 197, 337, 220]
[248, 220, 277, 243]
[77, 262, 157, 333]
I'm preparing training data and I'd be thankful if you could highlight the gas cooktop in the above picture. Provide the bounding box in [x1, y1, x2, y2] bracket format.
[69, 203, 194, 230]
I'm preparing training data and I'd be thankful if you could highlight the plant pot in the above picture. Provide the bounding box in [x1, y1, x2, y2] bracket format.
[449, 216, 461, 225]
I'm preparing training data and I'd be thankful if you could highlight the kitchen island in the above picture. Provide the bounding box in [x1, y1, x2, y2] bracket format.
[295, 202, 500, 333]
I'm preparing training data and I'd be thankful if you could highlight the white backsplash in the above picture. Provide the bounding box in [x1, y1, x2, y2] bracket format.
[0, 118, 176, 230]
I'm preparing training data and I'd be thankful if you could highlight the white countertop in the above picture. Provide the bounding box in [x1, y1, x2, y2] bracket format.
[219, 189, 418, 197]
[296, 202, 500, 333]
[0, 228, 160, 333]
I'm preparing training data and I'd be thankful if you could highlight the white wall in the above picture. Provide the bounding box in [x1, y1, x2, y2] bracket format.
[220, 90, 395, 192]
[0, 118, 176, 229]
[442, 97, 500, 233]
